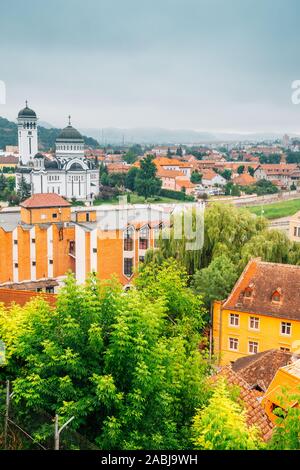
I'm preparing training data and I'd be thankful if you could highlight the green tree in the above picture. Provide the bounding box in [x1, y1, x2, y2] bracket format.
[134, 155, 162, 199]
[0, 173, 7, 195]
[0, 270, 211, 450]
[125, 167, 139, 191]
[17, 175, 31, 201]
[221, 169, 232, 181]
[248, 166, 255, 177]
[237, 165, 245, 174]
[191, 379, 262, 450]
[192, 255, 238, 307]
[176, 146, 183, 157]
[100, 172, 112, 186]
[190, 171, 202, 184]
[167, 147, 172, 158]
[124, 150, 137, 164]
[268, 389, 300, 450]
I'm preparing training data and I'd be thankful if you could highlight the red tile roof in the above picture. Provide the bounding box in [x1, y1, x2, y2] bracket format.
[232, 173, 257, 186]
[0, 288, 56, 307]
[223, 258, 300, 321]
[232, 349, 299, 391]
[21, 193, 71, 209]
[0, 155, 19, 164]
[215, 366, 274, 441]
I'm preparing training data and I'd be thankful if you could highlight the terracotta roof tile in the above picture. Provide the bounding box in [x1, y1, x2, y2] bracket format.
[21, 194, 71, 209]
[0, 288, 56, 307]
[232, 349, 299, 391]
[223, 258, 300, 321]
[214, 366, 274, 441]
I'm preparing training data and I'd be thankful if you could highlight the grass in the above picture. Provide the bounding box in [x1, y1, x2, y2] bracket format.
[246, 198, 300, 219]
[93, 193, 189, 206]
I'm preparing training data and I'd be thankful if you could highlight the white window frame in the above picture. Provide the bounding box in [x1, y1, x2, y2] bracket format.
[249, 316, 260, 331]
[228, 337, 239, 351]
[229, 313, 239, 327]
[280, 321, 292, 336]
[248, 341, 259, 354]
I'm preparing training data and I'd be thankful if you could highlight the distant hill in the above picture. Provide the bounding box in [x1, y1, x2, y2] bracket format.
[81, 127, 295, 145]
[0, 116, 100, 151]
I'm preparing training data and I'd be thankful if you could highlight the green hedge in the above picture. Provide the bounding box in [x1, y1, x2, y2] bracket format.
[160, 188, 195, 201]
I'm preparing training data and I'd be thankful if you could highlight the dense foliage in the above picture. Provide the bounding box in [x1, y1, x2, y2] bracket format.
[0, 262, 211, 450]
[145, 203, 300, 305]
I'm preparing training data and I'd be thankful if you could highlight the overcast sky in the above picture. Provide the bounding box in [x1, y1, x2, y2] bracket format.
[1, 0, 300, 133]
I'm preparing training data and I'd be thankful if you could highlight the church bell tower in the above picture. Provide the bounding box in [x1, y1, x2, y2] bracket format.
[17, 101, 38, 165]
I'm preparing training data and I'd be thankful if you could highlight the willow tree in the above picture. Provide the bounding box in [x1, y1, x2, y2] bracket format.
[146, 203, 267, 275]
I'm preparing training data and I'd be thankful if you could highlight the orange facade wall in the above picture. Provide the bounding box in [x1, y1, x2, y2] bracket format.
[17, 226, 31, 282]
[21, 207, 71, 224]
[35, 225, 49, 280]
[0, 228, 12, 283]
[76, 211, 97, 223]
[52, 225, 75, 277]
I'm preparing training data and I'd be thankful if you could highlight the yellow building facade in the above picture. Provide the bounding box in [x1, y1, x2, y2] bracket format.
[213, 259, 300, 365]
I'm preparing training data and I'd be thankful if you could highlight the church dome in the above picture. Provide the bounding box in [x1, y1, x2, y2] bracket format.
[18, 101, 37, 119]
[56, 117, 84, 142]
[34, 152, 44, 159]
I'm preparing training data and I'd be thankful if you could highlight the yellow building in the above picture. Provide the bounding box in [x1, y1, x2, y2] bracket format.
[289, 210, 300, 242]
[262, 359, 300, 423]
[213, 258, 300, 365]
[0, 155, 19, 169]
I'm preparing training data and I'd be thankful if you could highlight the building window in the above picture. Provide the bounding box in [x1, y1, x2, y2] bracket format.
[281, 322, 291, 336]
[14, 263, 18, 268]
[294, 226, 300, 238]
[46, 287, 54, 294]
[139, 255, 145, 263]
[229, 337, 239, 351]
[249, 316, 259, 330]
[124, 227, 134, 251]
[69, 241, 75, 255]
[32, 261, 36, 266]
[272, 291, 281, 303]
[13, 240, 18, 245]
[124, 257, 133, 278]
[139, 226, 149, 250]
[280, 347, 290, 352]
[93, 248, 97, 254]
[229, 313, 239, 327]
[248, 341, 259, 354]
[49, 259, 53, 265]
[52, 213, 58, 219]
[86, 213, 90, 222]
[31, 238, 35, 243]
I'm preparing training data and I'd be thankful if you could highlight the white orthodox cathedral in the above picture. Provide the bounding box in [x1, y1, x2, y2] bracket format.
[16, 102, 99, 200]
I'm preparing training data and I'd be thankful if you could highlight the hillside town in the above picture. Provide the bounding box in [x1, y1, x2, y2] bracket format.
[2, 0, 300, 459]
[0, 102, 300, 451]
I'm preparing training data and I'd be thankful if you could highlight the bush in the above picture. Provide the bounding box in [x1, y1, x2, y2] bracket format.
[160, 188, 195, 201]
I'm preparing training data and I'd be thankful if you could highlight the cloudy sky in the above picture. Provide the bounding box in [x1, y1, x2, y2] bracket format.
[1, 0, 300, 133]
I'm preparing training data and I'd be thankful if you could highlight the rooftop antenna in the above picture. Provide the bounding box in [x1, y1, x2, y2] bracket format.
[25, 100, 28, 107]
[68, 115, 71, 126]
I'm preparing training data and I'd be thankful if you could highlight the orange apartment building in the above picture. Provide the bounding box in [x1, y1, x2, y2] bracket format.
[0, 193, 196, 292]
[213, 258, 300, 365]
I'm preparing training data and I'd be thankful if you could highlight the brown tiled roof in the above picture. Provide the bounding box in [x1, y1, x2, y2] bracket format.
[21, 193, 71, 209]
[0, 288, 56, 307]
[0, 155, 19, 164]
[223, 258, 300, 321]
[157, 168, 184, 178]
[232, 349, 299, 391]
[232, 173, 257, 186]
[201, 169, 219, 180]
[215, 366, 274, 441]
